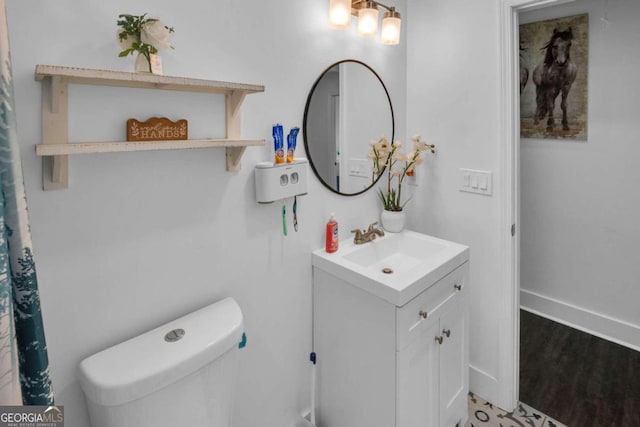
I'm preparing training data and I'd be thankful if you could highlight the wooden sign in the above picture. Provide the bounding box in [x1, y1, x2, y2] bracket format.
[127, 117, 188, 141]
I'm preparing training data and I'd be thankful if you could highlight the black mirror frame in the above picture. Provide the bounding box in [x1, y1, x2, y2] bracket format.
[303, 59, 395, 196]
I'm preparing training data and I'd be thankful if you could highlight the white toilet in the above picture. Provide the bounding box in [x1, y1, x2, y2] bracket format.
[78, 297, 244, 427]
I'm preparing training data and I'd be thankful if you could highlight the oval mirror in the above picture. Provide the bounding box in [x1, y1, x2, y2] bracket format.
[303, 60, 394, 195]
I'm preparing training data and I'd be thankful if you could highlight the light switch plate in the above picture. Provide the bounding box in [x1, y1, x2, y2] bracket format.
[460, 168, 493, 196]
[348, 158, 371, 178]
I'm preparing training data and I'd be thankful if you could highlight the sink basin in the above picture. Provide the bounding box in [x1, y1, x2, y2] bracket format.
[342, 232, 448, 269]
[312, 230, 469, 306]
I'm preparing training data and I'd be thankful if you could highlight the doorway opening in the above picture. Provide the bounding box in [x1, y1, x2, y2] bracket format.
[516, 0, 640, 424]
[496, 0, 579, 413]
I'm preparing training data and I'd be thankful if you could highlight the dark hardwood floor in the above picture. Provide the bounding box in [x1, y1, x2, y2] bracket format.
[520, 310, 640, 427]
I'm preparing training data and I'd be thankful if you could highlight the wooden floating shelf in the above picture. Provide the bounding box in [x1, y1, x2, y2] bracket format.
[35, 138, 265, 156]
[35, 65, 264, 95]
[35, 65, 265, 190]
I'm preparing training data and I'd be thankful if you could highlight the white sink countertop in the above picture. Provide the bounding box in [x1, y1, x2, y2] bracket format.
[312, 230, 469, 306]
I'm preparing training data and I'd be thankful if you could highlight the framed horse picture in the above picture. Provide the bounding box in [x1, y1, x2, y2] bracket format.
[520, 14, 588, 140]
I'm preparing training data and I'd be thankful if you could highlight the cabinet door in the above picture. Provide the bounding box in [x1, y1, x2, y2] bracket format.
[396, 320, 440, 427]
[438, 298, 469, 427]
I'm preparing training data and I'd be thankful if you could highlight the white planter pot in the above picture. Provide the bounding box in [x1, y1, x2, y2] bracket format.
[380, 209, 406, 233]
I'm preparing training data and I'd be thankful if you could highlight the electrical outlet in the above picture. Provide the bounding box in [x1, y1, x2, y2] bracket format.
[459, 168, 493, 196]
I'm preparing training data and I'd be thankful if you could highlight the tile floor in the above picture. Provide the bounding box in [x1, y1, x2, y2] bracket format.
[465, 392, 567, 427]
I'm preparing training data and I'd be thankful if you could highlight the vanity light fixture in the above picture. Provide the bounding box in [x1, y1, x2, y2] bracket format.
[328, 0, 402, 45]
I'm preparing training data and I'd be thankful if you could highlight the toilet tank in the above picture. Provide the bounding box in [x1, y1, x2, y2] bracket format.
[78, 297, 244, 427]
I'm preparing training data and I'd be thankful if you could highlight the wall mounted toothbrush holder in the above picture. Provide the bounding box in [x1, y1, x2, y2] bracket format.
[255, 158, 308, 203]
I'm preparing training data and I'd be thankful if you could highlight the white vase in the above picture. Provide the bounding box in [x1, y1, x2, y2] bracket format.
[135, 53, 151, 73]
[134, 53, 163, 74]
[380, 209, 406, 233]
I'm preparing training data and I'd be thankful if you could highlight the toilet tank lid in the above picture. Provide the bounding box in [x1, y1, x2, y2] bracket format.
[78, 297, 243, 407]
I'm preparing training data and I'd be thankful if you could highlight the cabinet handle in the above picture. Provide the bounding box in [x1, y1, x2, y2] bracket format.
[453, 283, 462, 291]
[435, 335, 444, 344]
[419, 310, 428, 319]
[442, 328, 451, 338]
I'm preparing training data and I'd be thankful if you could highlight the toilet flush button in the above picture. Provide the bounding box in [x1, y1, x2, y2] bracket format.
[164, 328, 185, 342]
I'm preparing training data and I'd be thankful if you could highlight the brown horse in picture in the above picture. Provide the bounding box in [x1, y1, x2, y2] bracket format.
[532, 28, 577, 131]
[520, 44, 529, 94]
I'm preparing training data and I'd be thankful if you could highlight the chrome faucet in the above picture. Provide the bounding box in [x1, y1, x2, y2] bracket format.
[351, 222, 385, 244]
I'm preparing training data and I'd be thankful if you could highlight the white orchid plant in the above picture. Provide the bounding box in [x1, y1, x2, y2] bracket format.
[117, 14, 174, 72]
[369, 135, 436, 212]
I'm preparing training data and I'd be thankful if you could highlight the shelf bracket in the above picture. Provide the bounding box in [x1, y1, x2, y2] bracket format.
[226, 146, 248, 171]
[41, 76, 69, 190]
[225, 90, 247, 171]
[227, 90, 246, 122]
[50, 76, 64, 113]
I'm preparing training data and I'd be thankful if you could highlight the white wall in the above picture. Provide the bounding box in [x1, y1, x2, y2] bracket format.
[6, 1, 406, 426]
[520, 0, 640, 349]
[406, 0, 504, 403]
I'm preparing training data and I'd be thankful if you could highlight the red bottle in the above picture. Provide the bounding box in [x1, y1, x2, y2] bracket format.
[325, 213, 339, 253]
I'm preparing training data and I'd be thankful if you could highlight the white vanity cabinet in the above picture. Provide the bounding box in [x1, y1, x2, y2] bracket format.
[312, 260, 469, 427]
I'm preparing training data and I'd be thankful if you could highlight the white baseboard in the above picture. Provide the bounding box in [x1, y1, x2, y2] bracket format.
[469, 364, 499, 408]
[520, 289, 640, 352]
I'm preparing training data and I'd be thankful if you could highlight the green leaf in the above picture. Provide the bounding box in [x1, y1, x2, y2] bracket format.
[116, 12, 176, 60]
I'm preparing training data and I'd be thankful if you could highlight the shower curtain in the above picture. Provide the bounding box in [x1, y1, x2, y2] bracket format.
[0, 0, 53, 405]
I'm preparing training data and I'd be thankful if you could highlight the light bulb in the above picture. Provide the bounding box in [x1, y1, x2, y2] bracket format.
[381, 10, 401, 45]
[329, 0, 352, 30]
[357, 3, 378, 38]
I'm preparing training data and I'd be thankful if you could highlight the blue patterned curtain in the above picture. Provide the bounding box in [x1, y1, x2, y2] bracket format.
[0, 0, 53, 405]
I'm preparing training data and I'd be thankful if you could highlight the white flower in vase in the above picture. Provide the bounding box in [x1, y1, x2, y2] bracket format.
[117, 14, 174, 74]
